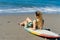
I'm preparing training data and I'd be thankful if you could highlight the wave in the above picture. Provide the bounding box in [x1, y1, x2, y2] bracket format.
[0, 7, 60, 14]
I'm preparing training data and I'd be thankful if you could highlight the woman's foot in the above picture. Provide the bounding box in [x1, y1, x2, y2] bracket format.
[20, 23, 25, 26]
[18, 23, 25, 26]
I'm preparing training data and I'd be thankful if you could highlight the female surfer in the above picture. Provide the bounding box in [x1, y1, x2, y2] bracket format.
[19, 11, 44, 30]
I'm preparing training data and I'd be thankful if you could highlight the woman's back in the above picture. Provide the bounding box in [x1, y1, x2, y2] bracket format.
[35, 11, 44, 30]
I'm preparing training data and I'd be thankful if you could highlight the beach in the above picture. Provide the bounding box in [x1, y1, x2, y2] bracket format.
[0, 0, 60, 40]
[0, 13, 60, 40]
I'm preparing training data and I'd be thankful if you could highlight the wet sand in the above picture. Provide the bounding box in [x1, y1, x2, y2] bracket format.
[0, 14, 60, 40]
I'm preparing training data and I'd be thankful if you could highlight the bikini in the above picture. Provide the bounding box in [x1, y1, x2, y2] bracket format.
[26, 19, 44, 28]
[26, 22, 33, 28]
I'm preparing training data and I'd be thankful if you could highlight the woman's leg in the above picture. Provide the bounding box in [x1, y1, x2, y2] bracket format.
[20, 17, 32, 26]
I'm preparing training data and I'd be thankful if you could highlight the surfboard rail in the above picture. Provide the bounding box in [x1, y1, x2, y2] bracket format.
[24, 27, 60, 38]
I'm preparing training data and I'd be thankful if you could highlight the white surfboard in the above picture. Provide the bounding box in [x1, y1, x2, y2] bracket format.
[24, 26, 60, 38]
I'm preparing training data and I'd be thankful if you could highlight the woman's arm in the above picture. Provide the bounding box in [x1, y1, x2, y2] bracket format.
[32, 20, 36, 30]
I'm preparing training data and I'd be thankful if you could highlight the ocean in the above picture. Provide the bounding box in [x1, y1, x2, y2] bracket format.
[0, 0, 60, 14]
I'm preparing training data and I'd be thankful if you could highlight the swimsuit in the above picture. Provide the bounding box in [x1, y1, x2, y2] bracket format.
[26, 19, 44, 29]
[27, 22, 33, 28]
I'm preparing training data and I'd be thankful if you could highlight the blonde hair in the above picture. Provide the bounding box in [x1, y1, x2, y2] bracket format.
[35, 11, 44, 29]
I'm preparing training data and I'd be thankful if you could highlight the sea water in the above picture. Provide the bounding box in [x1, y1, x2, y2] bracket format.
[0, 0, 60, 15]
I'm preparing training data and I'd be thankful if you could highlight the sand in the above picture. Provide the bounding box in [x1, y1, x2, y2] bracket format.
[0, 13, 60, 40]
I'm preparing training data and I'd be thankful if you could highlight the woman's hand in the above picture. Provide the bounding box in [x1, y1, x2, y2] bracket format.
[18, 23, 25, 26]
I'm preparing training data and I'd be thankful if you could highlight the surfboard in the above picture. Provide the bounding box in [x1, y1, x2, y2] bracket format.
[24, 26, 60, 38]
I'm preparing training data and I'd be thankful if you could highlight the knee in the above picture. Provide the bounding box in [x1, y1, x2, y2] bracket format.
[26, 17, 32, 22]
[26, 17, 30, 20]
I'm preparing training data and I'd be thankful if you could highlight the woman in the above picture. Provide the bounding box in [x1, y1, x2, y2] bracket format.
[19, 11, 44, 30]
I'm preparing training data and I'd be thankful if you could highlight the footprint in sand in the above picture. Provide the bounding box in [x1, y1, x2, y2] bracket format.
[7, 21, 11, 23]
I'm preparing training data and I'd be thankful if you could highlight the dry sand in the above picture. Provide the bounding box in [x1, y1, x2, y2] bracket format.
[0, 14, 60, 40]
